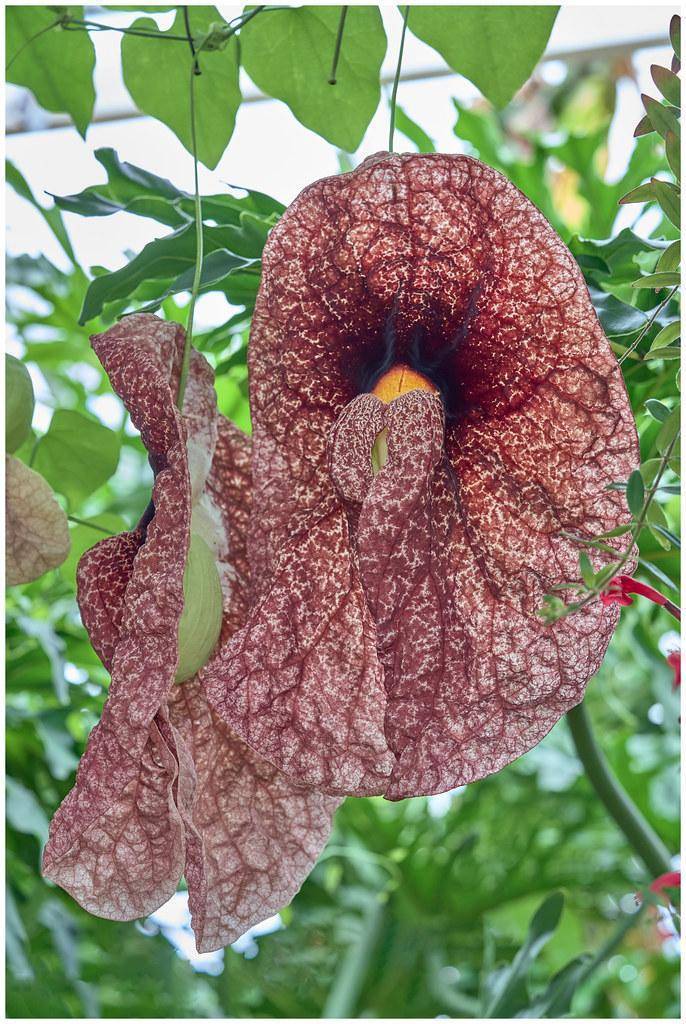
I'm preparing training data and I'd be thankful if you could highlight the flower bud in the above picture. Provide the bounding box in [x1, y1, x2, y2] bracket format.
[6, 354, 35, 454]
[175, 533, 223, 684]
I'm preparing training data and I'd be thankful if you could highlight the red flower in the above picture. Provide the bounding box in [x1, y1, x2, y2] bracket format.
[649, 870, 681, 901]
[42, 316, 338, 953]
[667, 650, 681, 689]
[203, 152, 638, 800]
[601, 574, 681, 620]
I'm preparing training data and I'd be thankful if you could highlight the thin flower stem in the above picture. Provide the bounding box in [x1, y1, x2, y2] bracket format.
[62, 18, 190, 42]
[6, 18, 63, 70]
[567, 701, 672, 879]
[328, 6, 348, 84]
[176, 7, 204, 412]
[67, 516, 114, 536]
[619, 285, 678, 364]
[388, 6, 410, 153]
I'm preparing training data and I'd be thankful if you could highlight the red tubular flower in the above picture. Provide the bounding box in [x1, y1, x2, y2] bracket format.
[667, 650, 681, 689]
[203, 152, 639, 800]
[601, 574, 681, 621]
[650, 870, 681, 899]
[42, 315, 338, 953]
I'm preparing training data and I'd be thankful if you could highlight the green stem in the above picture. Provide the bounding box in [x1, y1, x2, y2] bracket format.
[6, 18, 62, 70]
[388, 6, 410, 152]
[328, 6, 348, 84]
[619, 285, 678, 364]
[322, 899, 385, 1018]
[67, 516, 114, 535]
[567, 701, 672, 879]
[176, 7, 204, 412]
[576, 900, 648, 992]
[62, 18, 190, 42]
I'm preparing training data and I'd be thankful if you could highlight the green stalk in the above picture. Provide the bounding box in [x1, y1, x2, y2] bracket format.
[567, 701, 672, 879]
[322, 899, 385, 1018]
[388, 6, 410, 152]
[328, 6, 348, 84]
[176, 8, 204, 412]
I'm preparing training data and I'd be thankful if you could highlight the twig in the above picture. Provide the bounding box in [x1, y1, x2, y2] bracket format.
[328, 6, 348, 84]
[388, 6, 410, 152]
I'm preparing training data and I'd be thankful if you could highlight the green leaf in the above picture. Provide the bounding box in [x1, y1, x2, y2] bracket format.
[631, 271, 680, 289]
[642, 94, 681, 141]
[626, 470, 645, 517]
[652, 179, 681, 228]
[643, 345, 682, 361]
[656, 408, 681, 456]
[6, 160, 76, 263]
[240, 6, 387, 152]
[670, 14, 681, 61]
[651, 65, 681, 107]
[408, 6, 559, 109]
[32, 410, 121, 508]
[587, 285, 647, 336]
[633, 113, 654, 137]
[53, 147, 285, 228]
[650, 321, 681, 351]
[619, 181, 657, 205]
[78, 223, 256, 323]
[484, 893, 565, 1017]
[6, 6, 95, 137]
[646, 502, 672, 550]
[6, 777, 49, 845]
[645, 399, 672, 422]
[656, 240, 680, 273]
[121, 7, 241, 169]
[665, 130, 681, 179]
[579, 552, 595, 587]
[393, 104, 436, 153]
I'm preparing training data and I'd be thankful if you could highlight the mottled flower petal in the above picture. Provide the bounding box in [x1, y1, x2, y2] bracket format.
[217, 152, 638, 796]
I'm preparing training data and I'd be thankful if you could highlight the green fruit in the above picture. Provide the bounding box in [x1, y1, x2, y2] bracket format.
[175, 532, 223, 684]
[6, 354, 35, 454]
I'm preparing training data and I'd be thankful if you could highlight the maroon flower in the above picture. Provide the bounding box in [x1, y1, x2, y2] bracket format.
[42, 315, 338, 952]
[203, 152, 638, 800]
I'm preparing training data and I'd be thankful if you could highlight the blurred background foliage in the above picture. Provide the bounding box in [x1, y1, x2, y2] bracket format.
[5, 6, 681, 1020]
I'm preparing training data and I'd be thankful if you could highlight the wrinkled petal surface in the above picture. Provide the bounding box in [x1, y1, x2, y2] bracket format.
[6, 455, 70, 585]
[211, 152, 638, 798]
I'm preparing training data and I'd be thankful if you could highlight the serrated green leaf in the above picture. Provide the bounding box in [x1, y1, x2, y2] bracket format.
[642, 94, 681, 141]
[32, 410, 121, 508]
[656, 240, 680, 273]
[626, 470, 645, 517]
[121, 8, 241, 170]
[650, 321, 681, 351]
[632, 271, 680, 289]
[651, 65, 681, 107]
[240, 6, 387, 152]
[407, 6, 559, 110]
[6, 6, 95, 137]
[645, 399, 672, 422]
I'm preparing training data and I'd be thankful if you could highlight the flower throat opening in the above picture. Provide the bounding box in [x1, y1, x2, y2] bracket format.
[371, 364, 438, 404]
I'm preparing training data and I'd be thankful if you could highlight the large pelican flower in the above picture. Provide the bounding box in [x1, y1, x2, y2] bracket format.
[204, 152, 638, 800]
[42, 315, 337, 952]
